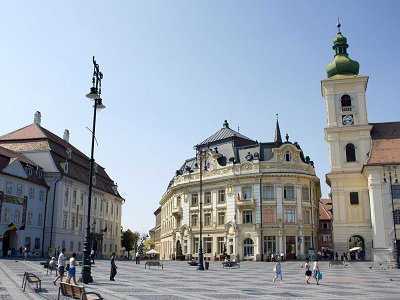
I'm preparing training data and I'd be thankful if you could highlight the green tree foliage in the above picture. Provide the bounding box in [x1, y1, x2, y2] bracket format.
[144, 237, 155, 251]
[121, 229, 140, 257]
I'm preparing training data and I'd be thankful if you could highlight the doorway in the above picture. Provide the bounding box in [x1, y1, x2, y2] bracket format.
[348, 235, 365, 260]
[2, 230, 17, 257]
[285, 236, 296, 260]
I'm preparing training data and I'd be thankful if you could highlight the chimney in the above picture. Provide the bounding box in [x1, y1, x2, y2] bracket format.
[34, 111, 41, 126]
[63, 129, 70, 143]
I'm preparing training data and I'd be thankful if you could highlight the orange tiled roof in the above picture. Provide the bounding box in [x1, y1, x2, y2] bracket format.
[366, 122, 400, 165]
[319, 198, 332, 220]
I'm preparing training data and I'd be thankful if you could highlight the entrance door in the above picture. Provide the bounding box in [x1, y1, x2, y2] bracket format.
[285, 236, 296, 260]
[2, 231, 10, 256]
[348, 235, 365, 260]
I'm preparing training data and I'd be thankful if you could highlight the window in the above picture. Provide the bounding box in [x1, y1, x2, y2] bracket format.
[204, 192, 211, 204]
[218, 212, 225, 225]
[78, 242, 82, 252]
[350, 192, 359, 205]
[176, 196, 181, 207]
[243, 238, 254, 256]
[242, 187, 252, 200]
[38, 213, 43, 226]
[285, 150, 292, 162]
[204, 213, 211, 226]
[191, 194, 198, 206]
[321, 222, 330, 229]
[263, 208, 275, 223]
[35, 238, 40, 249]
[6, 181, 12, 194]
[26, 166, 33, 175]
[193, 238, 199, 254]
[70, 241, 74, 251]
[80, 192, 84, 206]
[394, 210, 400, 225]
[63, 213, 68, 229]
[341, 94, 352, 109]
[109, 244, 112, 252]
[39, 190, 45, 201]
[25, 237, 31, 248]
[64, 187, 69, 205]
[79, 217, 83, 231]
[303, 210, 311, 224]
[392, 185, 400, 199]
[14, 210, 21, 223]
[116, 205, 119, 216]
[218, 190, 225, 203]
[304, 236, 312, 251]
[204, 237, 212, 254]
[106, 202, 109, 213]
[284, 186, 295, 199]
[346, 143, 356, 162]
[263, 186, 274, 199]
[218, 237, 225, 253]
[4, 208, 10, 222]
[28, 212, 33, 225]
[36, 170, 42, 178]
[191, 215, 198, 227]
[284, 209, 296, 223]
[17, 184, 23, 196]
[111, 203, 114, 214]
[71, 216, 75, 230]
[302, 187, 309, 200]
[100, 200, 103, 212]
[29, 187, 34, 199]
[322, 235, 331, 242]
[242, 210, 253, 224]
[94, 198, 98, 210]
[264, 236, 276, 253]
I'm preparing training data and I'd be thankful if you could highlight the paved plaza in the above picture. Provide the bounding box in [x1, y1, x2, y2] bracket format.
[0, 258, 400, 299]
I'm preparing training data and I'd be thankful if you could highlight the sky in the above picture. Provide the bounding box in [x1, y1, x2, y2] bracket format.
[1, 1, 400, 234]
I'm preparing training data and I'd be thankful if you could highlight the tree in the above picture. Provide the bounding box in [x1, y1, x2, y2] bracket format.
[144, 238, 155, 251]
[121, 229, 140, 258]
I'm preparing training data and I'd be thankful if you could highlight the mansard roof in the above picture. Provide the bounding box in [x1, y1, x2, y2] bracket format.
[365, 122, 400, 166]
[0, 123, 122, 198]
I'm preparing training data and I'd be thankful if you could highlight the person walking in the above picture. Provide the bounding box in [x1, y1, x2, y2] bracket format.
[135, 251, 140, 264]
[110, 252, 118, 281]
[280, 251, 284, 262]
[53, 248, 67, 285]
[313, 259, 320, 285]
[66, 253, 79, 285]
[272, 259, 283, 283]
[91, 248, 95, 264]
[305, 259, 312, 284]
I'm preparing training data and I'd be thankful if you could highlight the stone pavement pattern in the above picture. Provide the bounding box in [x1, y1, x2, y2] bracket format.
[0, 258, 400, 299]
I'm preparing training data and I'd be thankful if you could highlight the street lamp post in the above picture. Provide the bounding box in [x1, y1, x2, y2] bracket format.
[82, 56, 106, 284]
[383, 165, 400, 269]
[196, 146, 205, 270]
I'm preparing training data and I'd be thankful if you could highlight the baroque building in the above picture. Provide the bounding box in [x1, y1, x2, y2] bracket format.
[322, 24, 400, 262]
[159, 120, 321, 261]
[0, 112, 124, 258]
[0, 146, 48, 256]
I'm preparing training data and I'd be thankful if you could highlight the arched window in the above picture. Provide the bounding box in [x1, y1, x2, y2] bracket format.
[285, 150, 291, 162]
[346, 143, 356, 162]
[341, 94, 352, 108]
[243, 238, 254, 256]
[394, 209, 400, 225]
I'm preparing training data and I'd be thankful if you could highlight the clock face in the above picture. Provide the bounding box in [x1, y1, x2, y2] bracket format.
[342, 115, 354, 125]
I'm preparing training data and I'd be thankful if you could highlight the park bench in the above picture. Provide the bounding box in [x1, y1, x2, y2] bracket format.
[58, 282, 103, 300]
[329, 260, 346, 267]
[145, 260, 163, 269]
[22, 272, 42, 292]
[222, 261, 240, 268]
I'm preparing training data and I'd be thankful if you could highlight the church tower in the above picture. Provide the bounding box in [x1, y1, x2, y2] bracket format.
[321, 23, 373, 260]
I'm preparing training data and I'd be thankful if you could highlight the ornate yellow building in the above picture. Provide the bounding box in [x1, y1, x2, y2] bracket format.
[159, 120, 321, 261]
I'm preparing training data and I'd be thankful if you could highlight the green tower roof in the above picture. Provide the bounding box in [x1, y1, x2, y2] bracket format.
[326, 23, 359, 78]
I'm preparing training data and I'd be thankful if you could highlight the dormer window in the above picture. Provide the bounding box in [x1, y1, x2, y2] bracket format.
[341, 94, 352, 112]
[61, 162, 69, 173]
[285, 150, 292, 162]
[25, 166, 33, 176]
[36, 170, 43, 178]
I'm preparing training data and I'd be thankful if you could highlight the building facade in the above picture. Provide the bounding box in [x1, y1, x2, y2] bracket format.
[0, 112, 124, 258]
[0, 146, 48, 257]
[319, 198, 333, 258]
[159, 120, 321, 261]
[322, 24, 400, 262]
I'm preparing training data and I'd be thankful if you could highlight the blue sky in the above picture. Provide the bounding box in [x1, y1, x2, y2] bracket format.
[1, 1, 399, 234]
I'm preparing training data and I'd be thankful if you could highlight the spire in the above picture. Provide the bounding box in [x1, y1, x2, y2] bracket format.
[274, 114, 282, 145]
[326, 22, 359, 78]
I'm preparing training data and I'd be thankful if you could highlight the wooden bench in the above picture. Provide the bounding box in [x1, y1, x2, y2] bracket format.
[329, 260, 345, 267]
[58, 282, 103, 300]
[22, 272, 42, 292]
[222, 261, 240, 268]
[145, 260, 163, 269]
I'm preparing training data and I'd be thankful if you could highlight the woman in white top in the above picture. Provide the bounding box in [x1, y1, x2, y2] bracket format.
[313, 259, 320, 285]
[67, 253, 79, 285]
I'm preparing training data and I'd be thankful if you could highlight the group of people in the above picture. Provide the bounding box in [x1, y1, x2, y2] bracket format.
[51, 248, 118, 285]
[272, 258, 321, 285]
[269, 251, 285, 262]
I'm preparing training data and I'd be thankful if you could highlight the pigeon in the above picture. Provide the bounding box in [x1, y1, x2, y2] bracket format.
[369, 266, 372, 269]
[390, 279, 394, 281]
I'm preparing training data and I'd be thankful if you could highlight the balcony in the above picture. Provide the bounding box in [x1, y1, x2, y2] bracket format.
[172, 206, 183, 217]
[237, 197, 255, 208]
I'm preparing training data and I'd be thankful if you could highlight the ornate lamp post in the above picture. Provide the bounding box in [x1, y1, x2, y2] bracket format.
[82, 56, 106, 283]
[383, 165, 400, 269]
[195, 145, 205, 270]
